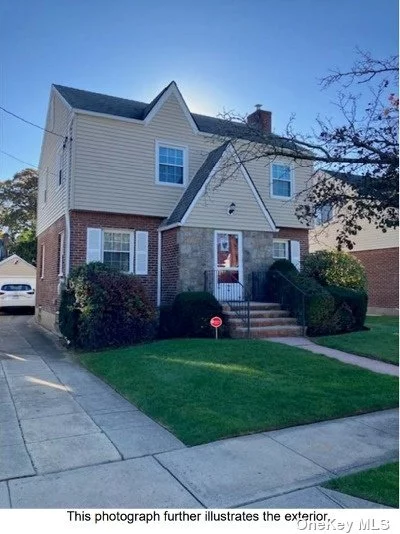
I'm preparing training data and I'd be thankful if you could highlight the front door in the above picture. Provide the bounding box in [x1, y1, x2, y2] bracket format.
[214, 231, 243, 301]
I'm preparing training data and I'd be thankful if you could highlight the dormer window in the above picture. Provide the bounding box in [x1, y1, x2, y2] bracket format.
[156, 141, 187, 186]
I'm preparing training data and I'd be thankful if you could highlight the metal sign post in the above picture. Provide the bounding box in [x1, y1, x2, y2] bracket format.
[210, 316, 223, 340]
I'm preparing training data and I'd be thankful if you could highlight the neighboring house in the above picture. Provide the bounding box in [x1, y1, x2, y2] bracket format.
[36, 81, 312, 331]
[0, 254, 37, 308]
[310, 171, 399, 314]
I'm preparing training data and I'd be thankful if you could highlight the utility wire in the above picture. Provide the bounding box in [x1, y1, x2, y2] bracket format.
[0, 150, 38, 168]
[0, 105, 66, 139]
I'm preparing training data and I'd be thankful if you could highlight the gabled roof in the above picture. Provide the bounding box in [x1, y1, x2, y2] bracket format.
[53, 83, 298, 150]
[161, 142, 277, 231]
[0, 254, 36, 270]
[163, 142, 230, 227]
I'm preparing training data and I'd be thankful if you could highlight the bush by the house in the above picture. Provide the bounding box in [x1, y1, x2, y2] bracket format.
[326, 285, 368, 331]
[302, 250, 367, 291]
[59, 262, 156, 350]
[265, 260, 368, 336]
[265, 259, 299, 302]
[161, 291, 227, 338]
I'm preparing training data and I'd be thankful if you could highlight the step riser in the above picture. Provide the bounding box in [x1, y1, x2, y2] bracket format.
[229, 318, 297, 327]
[222, 303, 280, 312]
[225, 311, 290, 319]
[232, 327, 303, 339]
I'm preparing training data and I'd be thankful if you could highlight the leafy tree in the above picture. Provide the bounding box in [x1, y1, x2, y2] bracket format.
[0, 168, 37, 262]
[215, 50, 398, 248]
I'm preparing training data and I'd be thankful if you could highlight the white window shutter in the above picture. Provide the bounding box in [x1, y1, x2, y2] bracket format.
[135, 231, 148, 275]
[290, 240, 301, 270]
[86, 228, 102, 263]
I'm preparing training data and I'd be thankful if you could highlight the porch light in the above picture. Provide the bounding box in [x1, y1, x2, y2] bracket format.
[228, 202, 236, 215]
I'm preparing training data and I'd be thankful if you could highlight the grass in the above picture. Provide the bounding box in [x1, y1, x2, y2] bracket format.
[79, 338, 398, 446]
[314, 316, 399, 365]
[324, 462, 399, 508]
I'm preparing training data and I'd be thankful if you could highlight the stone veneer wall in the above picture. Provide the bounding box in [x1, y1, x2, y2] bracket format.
[176, 227, 274, 296]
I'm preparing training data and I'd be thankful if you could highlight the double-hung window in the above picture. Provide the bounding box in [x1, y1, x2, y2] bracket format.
[273, 240, 289, 260]
[103, 231, 133, 272]
[156, 142, 186, 185]
[315, 204, 333, 225]
[86, 228, 148, 275]
[271, 163, 293, 198]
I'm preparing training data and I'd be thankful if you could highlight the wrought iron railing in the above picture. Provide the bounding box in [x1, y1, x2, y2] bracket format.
[252, 270, 307, 335]
[204, 270, 250, 337]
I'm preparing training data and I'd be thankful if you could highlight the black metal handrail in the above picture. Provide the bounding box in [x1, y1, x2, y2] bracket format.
[204, 270, 250, 338]
[273, 270, 307, 335]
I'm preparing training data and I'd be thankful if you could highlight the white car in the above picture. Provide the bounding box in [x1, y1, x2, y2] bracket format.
[0, 282, 36, 310]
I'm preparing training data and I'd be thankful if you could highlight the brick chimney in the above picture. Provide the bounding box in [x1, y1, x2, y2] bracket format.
[247, 104, 272, 133]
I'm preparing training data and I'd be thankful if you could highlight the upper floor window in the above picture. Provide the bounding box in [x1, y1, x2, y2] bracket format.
[315, 204, 333, 225]
[156, 142, 187, 186]
[57, 148, 63, 186]
[271, 163, 293, 199]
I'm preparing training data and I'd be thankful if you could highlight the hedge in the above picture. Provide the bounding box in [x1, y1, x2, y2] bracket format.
[159, 291, 228, 338]
[302, 250, 367, 291]
[266, 260, 366, 336]
[59, 262, 156, 350]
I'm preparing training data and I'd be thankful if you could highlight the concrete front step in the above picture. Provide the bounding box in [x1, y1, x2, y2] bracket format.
[224, 310, 290, 319]
[232, 325, 303, 339]
[229, 317, 298, 327]
[222, 302, 281, 312]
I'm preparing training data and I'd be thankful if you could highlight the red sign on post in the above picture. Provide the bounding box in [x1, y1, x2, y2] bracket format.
[210, 316, 222, 339]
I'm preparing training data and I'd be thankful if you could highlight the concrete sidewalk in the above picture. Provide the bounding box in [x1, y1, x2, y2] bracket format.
[267, 337, 399, 377]
[0, 315, 398, 508]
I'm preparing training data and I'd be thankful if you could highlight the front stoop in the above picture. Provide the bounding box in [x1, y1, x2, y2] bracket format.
[223, 302, 303, 338]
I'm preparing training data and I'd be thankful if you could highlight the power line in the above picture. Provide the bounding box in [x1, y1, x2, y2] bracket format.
[0, 150, 38, 168]
[0, 105, 66, 138]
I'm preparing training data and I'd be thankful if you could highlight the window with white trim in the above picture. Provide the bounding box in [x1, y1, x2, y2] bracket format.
[273, 240, 289, 260]
[57, 147, 63, 186]
[156, 143, 186, 185]
[58, 232, 65, 276]
[315, 204, 333, 225]
[271, 163, 292, 198]
[40, 244, 45, 279]
[86, 228, 148, 275]
[103, 231, 132, 272]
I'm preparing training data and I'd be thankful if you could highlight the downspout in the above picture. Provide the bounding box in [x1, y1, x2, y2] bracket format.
[157, 229, 162, 306]
[65, 115, 74, 278]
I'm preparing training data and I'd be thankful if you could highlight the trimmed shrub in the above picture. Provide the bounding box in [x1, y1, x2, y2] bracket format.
[266, 259, 299, 302]
[326, 285, 368, 330]
[302, 250, 367, 291]
[59, 262, 156, 350]
[170, 291, 228, 338]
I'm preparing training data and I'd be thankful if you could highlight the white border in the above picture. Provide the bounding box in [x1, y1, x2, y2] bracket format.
[270, 161, 295, 200]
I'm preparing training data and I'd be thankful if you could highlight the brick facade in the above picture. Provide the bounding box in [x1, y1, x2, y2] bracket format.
[351, 247, 399, 310]
[160, 228, 179, 306]
[70, 210, 163, 305]
[274, 227, 309, 261]
[36, 215, 66, 318]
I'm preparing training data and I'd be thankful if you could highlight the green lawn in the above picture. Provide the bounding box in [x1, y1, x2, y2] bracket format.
[79, 339, 398, 445]
[314, 316, 399, 365]
[324, 462, 399, 508]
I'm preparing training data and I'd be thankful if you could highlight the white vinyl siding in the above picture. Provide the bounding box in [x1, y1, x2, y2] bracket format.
[86, 227, 148, 274]
[185, 166, 273, 231]
[37, 91, 72, 235]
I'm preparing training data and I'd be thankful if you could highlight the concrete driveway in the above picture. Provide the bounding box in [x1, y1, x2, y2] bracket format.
[0, 313, 398, 508]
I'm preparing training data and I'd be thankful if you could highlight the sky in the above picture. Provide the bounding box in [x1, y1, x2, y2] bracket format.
[0, 0, 398, 180]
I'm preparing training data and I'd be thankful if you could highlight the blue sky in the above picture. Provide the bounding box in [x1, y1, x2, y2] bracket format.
[0, 0, 398, 179]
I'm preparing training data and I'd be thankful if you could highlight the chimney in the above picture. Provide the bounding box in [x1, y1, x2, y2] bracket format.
[247, 104, 272, 133]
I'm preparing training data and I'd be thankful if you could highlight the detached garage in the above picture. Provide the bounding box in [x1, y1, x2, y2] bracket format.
[0, 254, 37, 310]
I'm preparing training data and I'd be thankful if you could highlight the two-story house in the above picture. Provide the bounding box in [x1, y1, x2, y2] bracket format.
[36, 81, 311, 331]
[310, 171, 399, 315]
